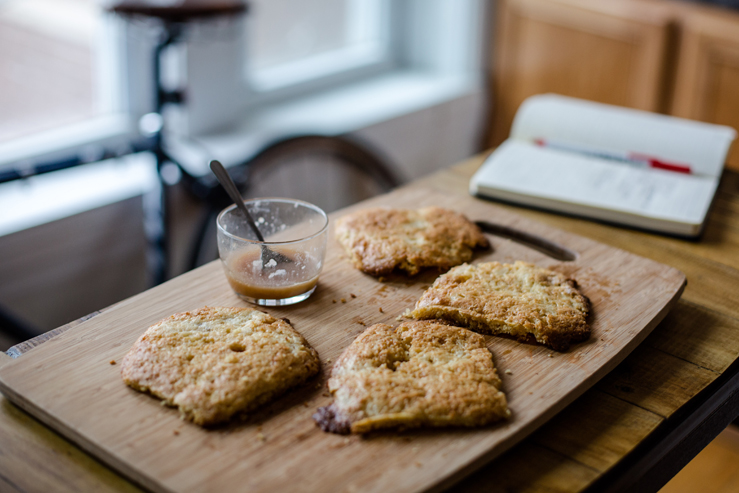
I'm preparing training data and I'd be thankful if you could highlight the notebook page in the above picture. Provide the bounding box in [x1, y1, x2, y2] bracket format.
[510, 94, 736, 177]
[473, 141, 718, 224]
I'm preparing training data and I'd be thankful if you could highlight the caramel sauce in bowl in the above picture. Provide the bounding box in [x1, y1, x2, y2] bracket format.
[216, 198, 329, 306]
[223, 249, 319, 304]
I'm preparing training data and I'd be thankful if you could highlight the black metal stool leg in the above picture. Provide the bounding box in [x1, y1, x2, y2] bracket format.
[139, 20, 184, 286]
[143, 157, 169, 286]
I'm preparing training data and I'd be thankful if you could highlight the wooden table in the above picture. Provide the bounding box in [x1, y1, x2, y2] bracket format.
[2, 153, 738, 492]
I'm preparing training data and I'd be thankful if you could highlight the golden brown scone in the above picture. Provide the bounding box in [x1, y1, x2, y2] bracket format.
[121, 307, 320, 426]
[411, 261, 590, 351]
[334, 207, 489, 276]
[313, 321, 509, 434]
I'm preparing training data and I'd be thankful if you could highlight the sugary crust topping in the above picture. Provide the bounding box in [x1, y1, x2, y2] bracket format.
[120, 306, 320, 426]
[412, 261, 590, 351]
[313, 321, 509, 434]
[334, 207, 489, 276]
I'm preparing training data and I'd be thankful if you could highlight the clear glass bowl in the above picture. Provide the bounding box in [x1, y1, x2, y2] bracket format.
[217, 198, 329, 306]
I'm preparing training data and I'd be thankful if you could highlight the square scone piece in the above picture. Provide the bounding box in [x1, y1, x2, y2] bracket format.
[411, 261, 590, 351]
[334, 207, 489, 276]
[121, 306, 320, 426]
[313, 321, 509, 434]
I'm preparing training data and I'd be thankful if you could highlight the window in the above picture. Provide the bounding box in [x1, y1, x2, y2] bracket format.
[247, 0, 393, 92]
[0, 0, 103, 143]
[0, 0, 486, 199]
[159, 0, 396, 134]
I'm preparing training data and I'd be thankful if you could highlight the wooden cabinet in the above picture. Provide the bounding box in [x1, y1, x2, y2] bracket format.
[671, 7, 739, 170]
[489, 0, 739, 171]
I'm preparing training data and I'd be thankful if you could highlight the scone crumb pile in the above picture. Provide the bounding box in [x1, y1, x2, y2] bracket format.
[121, 306, 320, 426]
[313, 321, 509, 434]
[334, 207, 489, 276]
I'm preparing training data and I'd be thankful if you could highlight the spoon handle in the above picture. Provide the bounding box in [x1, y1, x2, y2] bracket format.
[209, 160, 265, 242]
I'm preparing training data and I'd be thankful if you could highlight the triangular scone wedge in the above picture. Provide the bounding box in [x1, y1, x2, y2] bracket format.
[411, 261, 590, 352]
[334, 207, 489, 276]
[313, 321, 509, 434]
[121, 307, 320, 426]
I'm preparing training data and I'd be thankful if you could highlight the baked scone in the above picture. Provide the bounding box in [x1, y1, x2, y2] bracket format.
[313, 321, 509, 434]
[121, 306, 320, 426]
[411, 261, 590, 351]
[334, 207, 489, 276]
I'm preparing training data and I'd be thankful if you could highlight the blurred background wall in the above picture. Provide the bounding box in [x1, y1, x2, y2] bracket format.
[2, 0, 739, 349]
[0, 0, 491, 346]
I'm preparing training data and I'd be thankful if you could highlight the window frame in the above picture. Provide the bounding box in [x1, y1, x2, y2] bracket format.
[0, 0, 492, 183]
[246, 0, 396, 94]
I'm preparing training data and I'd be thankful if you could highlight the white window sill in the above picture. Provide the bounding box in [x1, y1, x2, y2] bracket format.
[0, 154, 157, 237]
[0, 114, 138, 171]
[0, 69, 482, 237]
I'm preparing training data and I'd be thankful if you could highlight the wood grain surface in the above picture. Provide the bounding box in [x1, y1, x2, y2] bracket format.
[0, 187, 685, 493]
[401, 158, 739, 493]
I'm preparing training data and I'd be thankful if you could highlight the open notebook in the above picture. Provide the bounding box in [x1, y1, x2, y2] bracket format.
[470, 95, 736, 236]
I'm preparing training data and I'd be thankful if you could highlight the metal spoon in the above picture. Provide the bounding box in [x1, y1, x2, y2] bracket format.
[210, 160, 292, 267]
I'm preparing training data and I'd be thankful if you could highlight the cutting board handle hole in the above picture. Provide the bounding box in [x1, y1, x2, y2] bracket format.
[475, 221, 578, 261]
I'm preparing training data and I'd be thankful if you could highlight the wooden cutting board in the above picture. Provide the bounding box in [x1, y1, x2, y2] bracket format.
[0, 186, 685, 493]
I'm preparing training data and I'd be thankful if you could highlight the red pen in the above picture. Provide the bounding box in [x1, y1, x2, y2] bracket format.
[534, 138, 692, 174]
